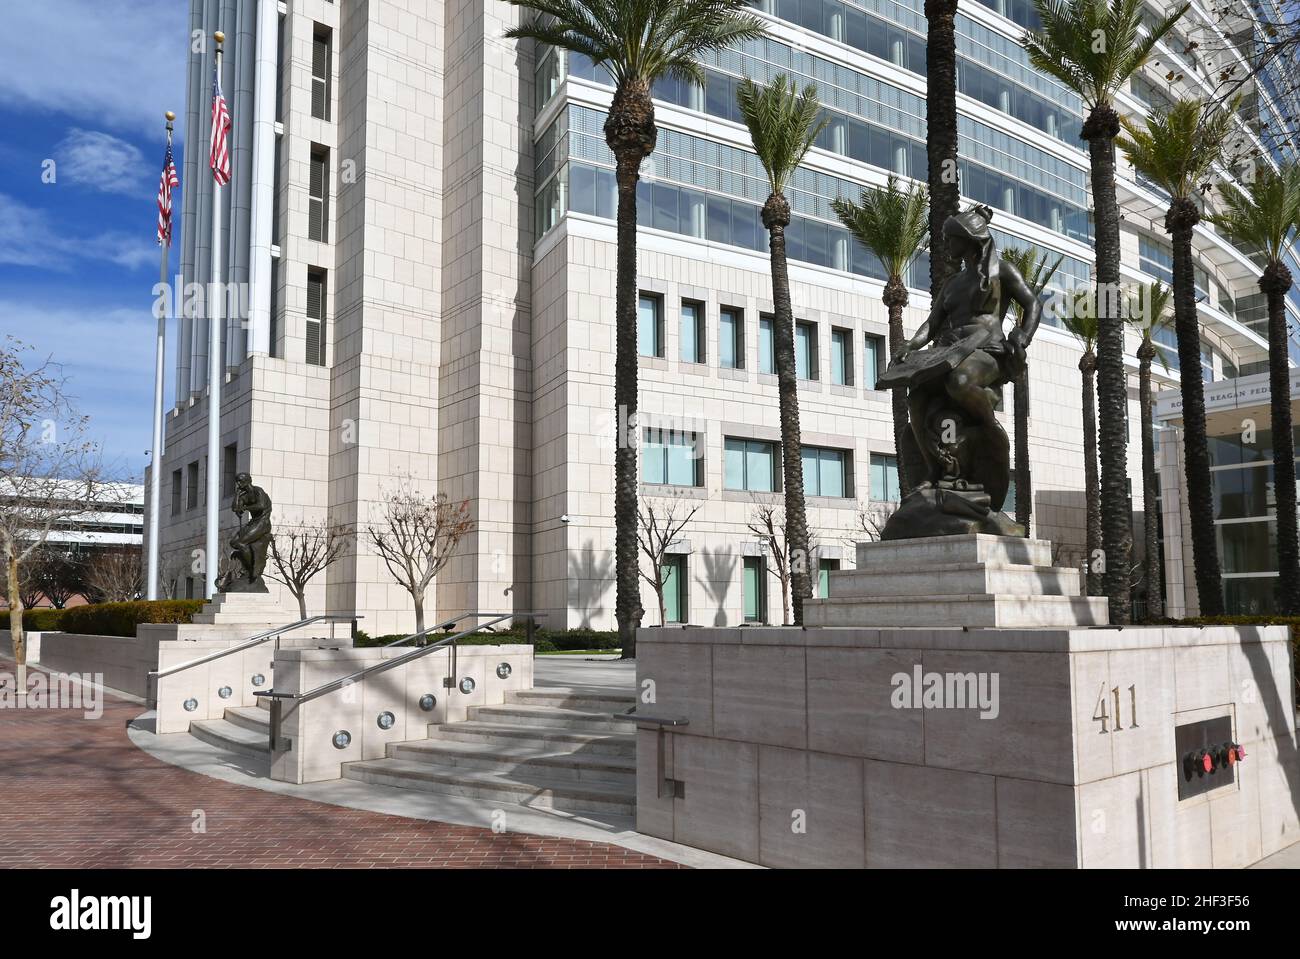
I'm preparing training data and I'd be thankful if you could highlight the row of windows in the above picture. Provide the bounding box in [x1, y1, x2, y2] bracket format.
[641, 427, 900, 501]
[168, 445, 238, 516]
[637, 294, 888, 387]
[655, 552, 842, 624]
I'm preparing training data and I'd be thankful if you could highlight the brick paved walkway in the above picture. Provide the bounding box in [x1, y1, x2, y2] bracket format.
[0, 678, 678, 869]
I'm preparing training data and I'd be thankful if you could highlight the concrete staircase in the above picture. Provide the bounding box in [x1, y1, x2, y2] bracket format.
[187, 686, 638, 818]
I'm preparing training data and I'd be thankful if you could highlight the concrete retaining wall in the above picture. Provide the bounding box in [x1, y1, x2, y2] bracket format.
[34, 632, 162, 699]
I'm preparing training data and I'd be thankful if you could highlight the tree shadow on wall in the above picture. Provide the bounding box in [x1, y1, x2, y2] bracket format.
[699, 546, 735, 626]
[567, 540, 613, 630]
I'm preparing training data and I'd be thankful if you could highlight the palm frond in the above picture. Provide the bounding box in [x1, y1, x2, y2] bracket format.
[1061, 287, 1100, 348]
[1127, 280, 1173, 370]
[831, 176, 930, 280]
[1119, 98, 1237, 200]
[736, 74, 830, 196]
[1208, 163, 1300, 264]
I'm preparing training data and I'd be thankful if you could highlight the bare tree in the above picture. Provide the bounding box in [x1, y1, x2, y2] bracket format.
[267, 518, 353, 618]
[25, 545, 85, 608]
[747, 501, 819, 626]
[84, 547, 145, 603]
[637, 495, 701, 626]
[0, 337, 110, 691]
[159, 552, 185, 600]
[366, 476, 473, 632]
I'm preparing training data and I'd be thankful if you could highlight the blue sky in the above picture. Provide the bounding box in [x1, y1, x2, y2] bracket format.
[0, 0, 190, 479]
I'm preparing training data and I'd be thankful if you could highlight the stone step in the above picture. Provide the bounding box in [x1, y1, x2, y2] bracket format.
[803, 593, 1110, 628]
[828, 562, 1081, 599]
[855, 534, 1054, 571]
[223, 705, 271, 733]
[428, 721, 636, 757]
[387, 738, 636, 786]
[340, 758, 636, 817]
[467, 703, 631, 733]
[189, 718, 270, 758]
[507, 686, 636, 712]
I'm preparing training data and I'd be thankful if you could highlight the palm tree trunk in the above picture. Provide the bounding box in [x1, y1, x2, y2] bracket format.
[606, 82, 655, 657]
[1014, 367, 1031, 534]
[883, 277, 911, 497]
[1138, 340, 1163, 620]
[1084, 106, 1133, 624]
[1081, 351, 1102, 596]
[1263, 262, 1300, 614]
[924, 0, 960, 298]
[1168, 199, 1224, 616]
[763, 193, 812, 625]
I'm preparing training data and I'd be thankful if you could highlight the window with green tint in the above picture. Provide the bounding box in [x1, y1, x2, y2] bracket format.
[681, 300, 704, 363]
[831, 328, 851, 385]
[743, 556, 764, 622]
[759, 315, 774, 373]
[720, 307, 743, 369]
[870, 453, 900, 502]
[796, 321, 817, 380]
[725, 438, 777, 492]
[864, 334, 884, 389]
[802, 446, 848, 497]
[818, 558, 840, 598]
[661, 555, 687, 623]
[642, 429, 702, 487]
[639, 293, 663, 358]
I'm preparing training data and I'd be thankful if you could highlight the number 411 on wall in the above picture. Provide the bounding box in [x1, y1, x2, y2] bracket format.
[1094, 683, 1139, 734]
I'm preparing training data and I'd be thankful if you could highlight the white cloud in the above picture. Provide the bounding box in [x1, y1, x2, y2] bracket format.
[0, 193, 156, 272]
[56, 129, 149, 196]
[0, 1, 189, 142]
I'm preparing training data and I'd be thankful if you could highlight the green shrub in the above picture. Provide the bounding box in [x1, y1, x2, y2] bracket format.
[0, 607, 68, 632]
[55, 600, 205, 638]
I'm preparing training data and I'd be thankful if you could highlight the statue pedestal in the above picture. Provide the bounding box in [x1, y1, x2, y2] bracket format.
[804, 534, 1109, 628]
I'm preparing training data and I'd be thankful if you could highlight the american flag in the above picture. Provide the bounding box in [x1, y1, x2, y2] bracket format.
[210, 66, 231, 186]
[156, 140, 179, 246]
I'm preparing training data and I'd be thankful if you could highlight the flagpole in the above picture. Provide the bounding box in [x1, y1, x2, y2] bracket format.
[205, 30, 225, 599]
[147, 110, 176, 601]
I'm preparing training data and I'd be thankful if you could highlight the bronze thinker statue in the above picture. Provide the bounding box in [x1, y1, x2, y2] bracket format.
[215, 472, 273, 593]
[876, 204, 1041, 540]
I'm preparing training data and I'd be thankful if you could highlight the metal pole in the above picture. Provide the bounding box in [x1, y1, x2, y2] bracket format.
[205, 31, 226, 598]
[147, 111, 176, 602]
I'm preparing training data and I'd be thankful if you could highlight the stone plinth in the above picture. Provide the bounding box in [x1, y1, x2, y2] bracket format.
[803, 534, 1109, 628]
[635, 624, 1300, 868]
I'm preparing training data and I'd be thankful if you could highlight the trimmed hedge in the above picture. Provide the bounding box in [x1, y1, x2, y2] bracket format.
[0, 607, 69, 632]
[351, 623, 621, 653]
[52, 600, 205, 638]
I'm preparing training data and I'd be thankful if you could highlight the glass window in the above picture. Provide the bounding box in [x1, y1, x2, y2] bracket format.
[308, 148, 329, 243]
[817, 558, 840, 598]
[831, 328, 851, 385]
[803, 446, 848, 498]
[759, 315, 775, 374]
[681, 301, 704, 363]
[639, 293, 663, 358]
[642, 429, 702, 487]
[1217, 520, 1279, 574]
[743, 556, 765, 623]
[725, 438, 778, 492]
[796, 321, 817, 380]
[311, 29, 331, 121]
[661, 555, 686, 623]
[306, 269, 327, 366]
[870, 453, 900, 502]
[863, 334, 884, 389]
[720, 307, 743, 369]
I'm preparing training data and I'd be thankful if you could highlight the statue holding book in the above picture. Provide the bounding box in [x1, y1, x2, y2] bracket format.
[876, 204, 1042, 540]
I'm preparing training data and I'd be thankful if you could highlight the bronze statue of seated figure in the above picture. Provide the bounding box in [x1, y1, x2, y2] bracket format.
[215, 472, 273, 593]
[876, 204, 1041, 540]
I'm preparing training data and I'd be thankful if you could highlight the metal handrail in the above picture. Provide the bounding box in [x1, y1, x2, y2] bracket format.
[259, 611, 547, 706]
[149, 613, 361, 682]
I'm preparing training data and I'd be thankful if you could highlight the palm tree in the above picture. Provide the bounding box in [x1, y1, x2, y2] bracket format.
[832, 176, 929, 499]
[1024, 0, 1186, 624]
[926, 0, 961, 297]
[1118, 97, 1235, 616]
[1062, 289, 1103, 596]
[506, 0, 765, 656]
[1128, 280, 1172, 620]
[736, 74, 828, 626]
[1210, 164, 1300, 615]
[1000, 246, 1063, 536]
